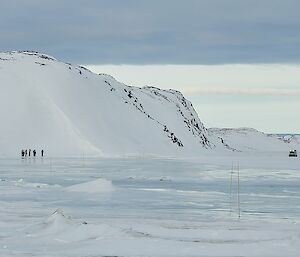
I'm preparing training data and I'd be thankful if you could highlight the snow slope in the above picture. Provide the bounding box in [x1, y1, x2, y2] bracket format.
[276, 134, 300, 146]
[0, 51, 211, 157]
[0, 51, 298, 157]
[209, 128, 299, 153]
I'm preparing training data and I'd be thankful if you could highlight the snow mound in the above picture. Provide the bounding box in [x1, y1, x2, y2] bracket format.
[66, 178, 114, 193]
[24, 209, 74, 237]
[23, 209, 122, 243]
[42, 209, 73, 233]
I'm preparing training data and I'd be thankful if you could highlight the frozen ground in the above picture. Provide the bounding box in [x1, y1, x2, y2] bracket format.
[0, 155, 300, 257]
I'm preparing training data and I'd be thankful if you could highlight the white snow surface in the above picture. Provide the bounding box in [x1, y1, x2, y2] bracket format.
[0, 157, 299, 257]
[1, 51, 298, 158]
[1, 51, 300, 256]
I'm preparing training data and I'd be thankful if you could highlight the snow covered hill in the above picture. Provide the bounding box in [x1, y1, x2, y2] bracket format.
[209, 128, 299, 153]
[275, 134, 300, 145]
[0, 51, 212, 157]
[0, 51, 298, 157]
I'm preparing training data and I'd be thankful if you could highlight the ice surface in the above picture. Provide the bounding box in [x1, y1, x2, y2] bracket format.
[0, 156, 299, 257]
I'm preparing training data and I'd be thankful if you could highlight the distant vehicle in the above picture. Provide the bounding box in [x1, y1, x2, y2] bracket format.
[289, 150, 297, 157]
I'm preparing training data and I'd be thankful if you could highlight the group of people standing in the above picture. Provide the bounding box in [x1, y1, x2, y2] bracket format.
[21, 149, 44, 158]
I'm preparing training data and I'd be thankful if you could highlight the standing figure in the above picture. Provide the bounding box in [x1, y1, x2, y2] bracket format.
[29, 149, 31, 157]
[41, 149, 44, 157]
[25, 149, 27, 157]
[33, 150, 36, 157]
[21, 149, 24, 158]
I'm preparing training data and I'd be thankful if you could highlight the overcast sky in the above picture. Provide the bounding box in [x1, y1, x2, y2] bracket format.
[1, 0, 300, 132]
[2, 0, 300, 64]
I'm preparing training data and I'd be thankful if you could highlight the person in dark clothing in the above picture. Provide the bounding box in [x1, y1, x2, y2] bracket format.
[29, 149, 31, 157]
[33, 150, 36, 157]
[21, 149, 24, 157]
[25, 149, 27, 157]
[41, 149, 44, 157]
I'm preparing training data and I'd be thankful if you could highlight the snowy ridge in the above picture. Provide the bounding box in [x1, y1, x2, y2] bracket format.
[209, 127, 299, 153]
[275, 134, 300, 145]
[0, 51, 211, 157]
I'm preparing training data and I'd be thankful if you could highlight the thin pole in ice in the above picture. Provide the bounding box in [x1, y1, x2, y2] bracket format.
[50, 157, 53, 172]
[82, 150, 85, 168]
[229, 162, 233, 216]
[237, 162, 241, 219]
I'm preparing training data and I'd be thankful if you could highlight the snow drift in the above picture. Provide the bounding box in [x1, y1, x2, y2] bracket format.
[66, 178, 114, 193]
